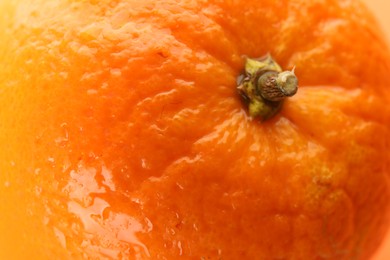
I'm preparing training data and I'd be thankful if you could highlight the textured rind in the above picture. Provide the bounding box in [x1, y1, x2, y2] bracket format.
[1, 0, 390, 259]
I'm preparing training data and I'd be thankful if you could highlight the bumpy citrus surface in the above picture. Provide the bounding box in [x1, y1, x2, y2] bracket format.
[1, 0, 390, 259]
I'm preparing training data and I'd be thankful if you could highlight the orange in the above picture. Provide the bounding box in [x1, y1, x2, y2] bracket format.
[361, 1, 390, 259]
[1, 0, 390, 259]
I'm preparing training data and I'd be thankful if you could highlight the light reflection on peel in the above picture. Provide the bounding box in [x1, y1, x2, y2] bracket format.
[63, 162, 150, 258]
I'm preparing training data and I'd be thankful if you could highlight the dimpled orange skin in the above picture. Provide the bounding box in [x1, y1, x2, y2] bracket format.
[1, 0, 390, 259]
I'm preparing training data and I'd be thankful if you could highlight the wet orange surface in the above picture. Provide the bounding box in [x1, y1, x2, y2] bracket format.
[1, 0, 390, 259]
[363, 1, 390, 259]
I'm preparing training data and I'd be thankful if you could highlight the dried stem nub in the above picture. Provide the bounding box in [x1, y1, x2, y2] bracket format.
[237, 55, 298, 120]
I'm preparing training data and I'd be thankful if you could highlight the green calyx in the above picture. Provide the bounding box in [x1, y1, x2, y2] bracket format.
[237, 55, 298, 121]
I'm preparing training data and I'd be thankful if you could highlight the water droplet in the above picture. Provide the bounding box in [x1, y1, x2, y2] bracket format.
[34, 168, 41, 175]
[101, 82, 108, 89]
[101, 165, 116, 191]
[87, 89, 98, 95]
[193, 223, 199, 231]
[141, 158, 149, 169]
[144, 217, 153, 232]
[176, 182, 184, 190]
[59, 72, 68, 79]
[64, 167, 105, 202]
[53, 227, 67, 248]
[177, 241, 183, 256]
[68, 198, 150, 258]
[34, 185, 42, 196]
[62, 157, 71, 173]
[131, 198, 141, 205]
[55, 137, 68, 146]
[110, 68, 122, 77]
[68, 198, 109, 233]
[43, 216, 50, 225]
